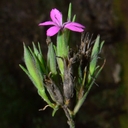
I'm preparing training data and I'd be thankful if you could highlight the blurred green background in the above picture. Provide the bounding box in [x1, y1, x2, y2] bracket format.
[0, 0, 128, 128]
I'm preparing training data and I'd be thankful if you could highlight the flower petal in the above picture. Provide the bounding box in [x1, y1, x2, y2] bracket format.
[39, 21, 55, 26]
[50, 8, 62, 26]
[68, 22, 85, 28]
[47, 26, 61, 36]
[64, 22, 85, 32]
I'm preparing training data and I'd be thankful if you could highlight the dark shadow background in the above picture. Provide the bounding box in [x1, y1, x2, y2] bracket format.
[0, 0, 128, 128]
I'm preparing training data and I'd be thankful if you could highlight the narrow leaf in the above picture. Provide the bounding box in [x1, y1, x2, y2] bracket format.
[68, 3, 72, 21]
[72, 14, 76, 22]
[38, 89, 55, 109]
[73, 60, 105, 115]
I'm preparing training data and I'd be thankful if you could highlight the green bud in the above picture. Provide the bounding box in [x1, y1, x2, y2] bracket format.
[89, 36, 104, 81]
[47, 38, 57, 75]
[57, 32, 69, 76]
[20, 44, 55, 108]
[23, 44, 43, 89]
[32, 42, 47, 74]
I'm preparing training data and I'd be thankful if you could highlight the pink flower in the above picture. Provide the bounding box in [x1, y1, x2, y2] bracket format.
[39, 8, 85, 36]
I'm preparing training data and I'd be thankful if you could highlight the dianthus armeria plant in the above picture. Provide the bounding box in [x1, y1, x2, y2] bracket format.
[20, 3, 105, 128]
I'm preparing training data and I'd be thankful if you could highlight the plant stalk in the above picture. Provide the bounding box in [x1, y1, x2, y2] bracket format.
[62, 105, 75, 128]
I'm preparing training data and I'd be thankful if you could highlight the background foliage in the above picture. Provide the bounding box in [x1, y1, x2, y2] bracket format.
[0, 0, 127, 128]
